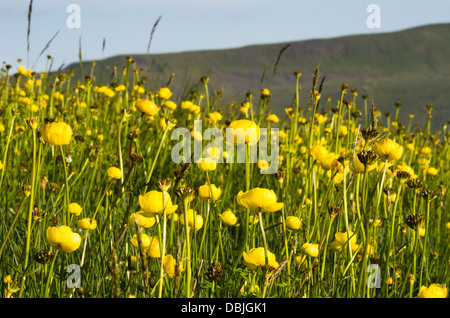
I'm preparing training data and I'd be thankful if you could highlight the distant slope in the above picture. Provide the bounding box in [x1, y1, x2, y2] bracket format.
[65, 23, 450, 129]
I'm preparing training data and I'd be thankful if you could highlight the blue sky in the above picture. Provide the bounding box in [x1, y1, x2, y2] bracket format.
[1, 0, 450, 72]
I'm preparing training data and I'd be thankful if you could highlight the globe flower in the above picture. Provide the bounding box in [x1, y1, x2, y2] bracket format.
[320, 153, 342, 171]
[285, 216, 302, 231]
[136, 99, 159, 116]
[227, 120, 260, 146]
[158, 87, 173, 100]
[310, 145, 328, 162]
[330, 231, 359, 253]
[46, 226, 81, 253]
[243, 247, 279, 277]
[315, 113, 328, 124]
[208, 112, 223, 123]
[107, 167, 122, 180]
[261, 88, 271, 97]
[236, 187, 284, 213]
[266, 114, 280, 123]
[219, 210, 237, 226]
[138, 190, 178, 217]
[426, 167, 438, 175]
[417, 284, 447, 298]
[196, 157, 217, 172]
[40, 121, 73, 146]
[77, 218, 97, 230]
[69, 203, 83, 216]
[300, 242, 319, 257]
[373, 138, 403, 161]
[130, 234, 160, 258]
[198, 184, 222, 201]
[180, 209, 203, 232]
[420, 147, 432, 154]
[128, 211, 156, 228]
[163, 100, 177, 111]
[163, 255, 184, 278]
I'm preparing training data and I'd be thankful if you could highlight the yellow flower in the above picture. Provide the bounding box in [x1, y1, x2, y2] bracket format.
[46, 226, 81, 253]
[286, 216, 302, 231]
[163, 254, 184, 278]
[227, 119, 260, 146]
[261, 88, 270, 97]
[420, 146, 432, 154]
[243, 247, 279, 277]
[77, 218, 97, 230]
[0, 160, 3, 170]
[266, 114, 279, 123]
[330, 231, 359, 253]
[135, 99, 159, 116]
[163, 100, 177, 111]
[309, 145, 328, 162]
[180, 209, 203, 231]
[236, 187, 284, 213]
[128, 211, 156, 228]
[69, 203, 83, 216]
[158, 87, 173, 100]
[41, 121, 73, 146]
[181, 101, 193, 109]
[198, 184, 222, 201]
[196, 157, 217, 172]
[315, 113, 327, 124]
[417, 284, 448, 298]
[131, 234, 161, 258]
[320, 153, 341, 171]
[107, 167, 122, 180]
[300, 242, 319, 257]
[426, 167, 438, 175]
[373, 138, 403, 161]
[138, 190, 178, 216]
[208, 112, 223, 123]
[219, 210, 237, 226]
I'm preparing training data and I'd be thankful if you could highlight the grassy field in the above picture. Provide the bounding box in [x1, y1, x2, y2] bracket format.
[0, 53, 448, 299]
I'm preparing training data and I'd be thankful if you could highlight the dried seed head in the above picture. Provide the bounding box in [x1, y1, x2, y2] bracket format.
[157, 178, 172, 192]
[360, 127, 380, 143]
[205, 262, 225, 281]
[175, 186, 195, 202]
[34, 250, 54, 265]
[421, 189, 437, 202]
[357, 150, 379, 166]
[341, 83, 349, 92]
[275, 171, 285, 184]
[25, 117, 39, 130]
[130, 153, 143, 164]
[328, 205, 340, 218]
[406, 178, 424, 192]
[337, 153, 352, 167]
[405, 213, 426, 231]
[396, 170, 411, 183]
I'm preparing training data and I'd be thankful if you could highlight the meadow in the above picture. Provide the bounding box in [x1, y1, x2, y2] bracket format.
[0, 57, 448, 298]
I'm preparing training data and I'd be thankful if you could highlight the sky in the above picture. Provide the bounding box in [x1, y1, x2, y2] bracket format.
[1, 0, 450, 72]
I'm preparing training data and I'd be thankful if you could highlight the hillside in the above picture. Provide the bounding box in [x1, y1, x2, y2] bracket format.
[65, 23, 450, 129]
